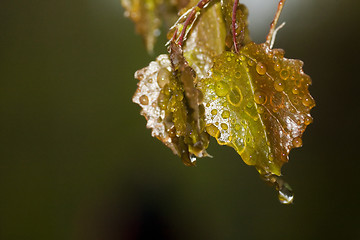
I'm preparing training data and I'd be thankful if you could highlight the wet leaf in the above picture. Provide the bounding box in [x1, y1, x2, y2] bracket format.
[183, 2, 226, 78]
[199, 42, 315, 176]
[133, 49, 210, 166]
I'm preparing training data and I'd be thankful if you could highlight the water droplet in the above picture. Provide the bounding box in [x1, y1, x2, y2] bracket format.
[292, 137, 302, 148]
[257, 106, 265, 114]
[248, 59, 255, 66]
[222, 110, 230, 119]
[292, 87, 299, 95]
[157, 68, 170, 88]
[227, 86, 242, 107]
[262, 174, 294, 204]
[235, 71, 241, 78]
[246, 102, 253, 108]
[254, 90, 267, 105]
[304, 116, 313, 125]
[206, 103, 210, 107]
[139, 95, 149, 105]
[205, 124, 220, 138]
[256, 62, 267, 75]
[235, 124, 241, 131]
[227, 56, 232, 62]
[221, 123, 228, 130]
[274, 62, 281, 71]
[240, 55, 246, 61]
[302, 96, 314, 107]
[280, 69, 289, 80]
[278, 182, 294, 204]
[190, 154, 196, 163]
[274, 80, 285, 92]
[215, 81, 230, 97]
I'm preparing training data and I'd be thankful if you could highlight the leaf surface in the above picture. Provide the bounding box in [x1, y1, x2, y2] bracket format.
[199, 42, 315, 176]
[133, 51, 210, 166]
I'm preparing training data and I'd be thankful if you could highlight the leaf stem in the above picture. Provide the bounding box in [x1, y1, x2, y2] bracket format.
[266, 0, 286, 46]
[232, 0, 239, 53]
[178, 0, 212, 46]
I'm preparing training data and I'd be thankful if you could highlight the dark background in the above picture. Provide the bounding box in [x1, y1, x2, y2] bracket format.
[1, 0, 359, 239]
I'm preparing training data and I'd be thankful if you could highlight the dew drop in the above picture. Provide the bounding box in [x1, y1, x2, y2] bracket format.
[302, 96, 314, 107]
[222, 110, 230, 119]
[211, 109, 217, 115]
[280, 69, 289, 80]
[235, 124, 241, 131]
[254, 90, 267, 105]
[274, 62, 281, 71]
[248, 59, 255, 66]
[139, 95, 149, 105]
[274, 80, 285, 92]
[292, 137, 302, 148]
[220, 123, 228, 130]
[205, 124, 220, 138]
[278, 182, 294, 204]
[235, 71, 241, 78]
[257, 106, 265, 114]
[190, 154, 196, 163]
[304, 116, 313, 125]
[215, 81, 230, 97]
[292, 87, 299, 95]
[227, 87, 242, 106]
[262, 174, 294, 204]
[256, 62, 267, 75]
[157, 68, 170, 88]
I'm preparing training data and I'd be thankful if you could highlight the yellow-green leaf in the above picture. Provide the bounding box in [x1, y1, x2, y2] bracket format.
[199, 42, 315, 177]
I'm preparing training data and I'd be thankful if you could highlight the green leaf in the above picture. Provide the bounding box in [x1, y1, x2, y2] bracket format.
[199, 42, 315, 176]
[182, 2, 226, 78]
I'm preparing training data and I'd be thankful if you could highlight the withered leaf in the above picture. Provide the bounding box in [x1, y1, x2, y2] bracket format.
[199, 42, 315, 176]
[133, 51, 210, 166]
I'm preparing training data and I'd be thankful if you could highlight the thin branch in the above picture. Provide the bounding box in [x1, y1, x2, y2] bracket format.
[266, 0, 286, 46]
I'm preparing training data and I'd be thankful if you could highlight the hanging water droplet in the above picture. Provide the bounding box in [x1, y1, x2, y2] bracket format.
[190, 154, 197, 163]
[261, 174, 294, 204]
[278, 182, 294, 204]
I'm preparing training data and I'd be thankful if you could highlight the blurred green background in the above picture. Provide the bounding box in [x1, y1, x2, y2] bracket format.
[1, 0, 359, 239]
